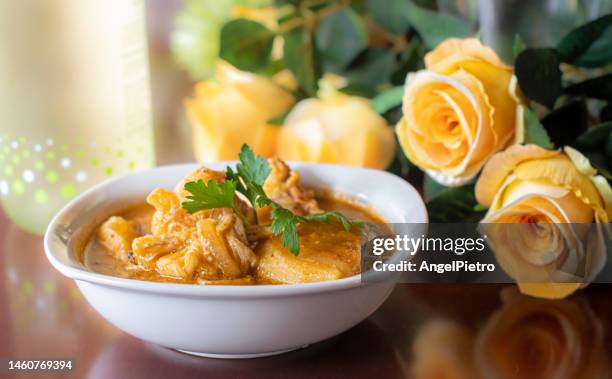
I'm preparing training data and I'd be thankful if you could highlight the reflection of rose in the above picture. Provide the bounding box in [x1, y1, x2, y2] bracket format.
[396, 38, 521, 186]
[476, 287, 607, 379]
[277, 91, 395, 169]
[185, 61, 294, 162]
[476, 144, 612, 299]
[411, 320, 478, 379]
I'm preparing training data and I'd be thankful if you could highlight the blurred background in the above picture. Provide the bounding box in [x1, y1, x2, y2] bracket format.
[147, 0, 612, 163]
[1, 0, 611, 234]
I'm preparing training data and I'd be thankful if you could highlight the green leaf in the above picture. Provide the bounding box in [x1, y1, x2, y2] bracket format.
[523, 107, 554, 149]
[227, 144, 272, 211]
[426, 184, 487, 223]
[512, 34, 525, 59]
[565, 73, 612, 101]
[338, 82, 378, 98]
[303, 211, 362, 231]
[256, 58, 285, 77]
[236, 144, 271, 186]
[574, 122, 612, 150]
[391, 42, 425, 85]
[345, 48, 396, 89]
[316, 8, 368, 70]
[270, 206, 300, 255]
[274, 0, 300, 5]
[583, 144, 612, 184]
[541, 99, 588, 147]
[234, 0, 273, 6]
[584, 152, 612, 180]
[557, 14, 612, 65]
[371, 86, 404, 115]
[473, 204, 488, 212]
[283, 27, 322, 96]
[424, 175, 447, 201]
[401, 1, 473, 49]
[220, 19, 275, 72]
[412, 0, 438, 10]
[515, 48, 562, 108]
[573, 25, 612, 68]
[600, 103, 612, 122]
[387, 139, 412, 178]
[365, 0, 411, 35]
[182, 179, 237, 213]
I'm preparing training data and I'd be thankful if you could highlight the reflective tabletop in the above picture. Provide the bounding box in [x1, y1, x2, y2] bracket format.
[2, 210, 612, 379]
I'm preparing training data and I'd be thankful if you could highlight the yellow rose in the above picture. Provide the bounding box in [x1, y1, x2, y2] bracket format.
[185, 61, 294, 162]
[476, 144, 612, 299]
[476, 287, 608, 379]
[396, 38, 521, 185]
[276, 91, 395, 169]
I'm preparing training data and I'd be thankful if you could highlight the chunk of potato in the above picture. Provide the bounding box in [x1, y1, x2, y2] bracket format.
[97, 216, 139, 263]
[295, 223, 361, 276]
[255, 239, 342, 284]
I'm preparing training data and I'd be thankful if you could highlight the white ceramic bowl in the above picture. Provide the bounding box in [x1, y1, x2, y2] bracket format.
[44, 162, 427, 358]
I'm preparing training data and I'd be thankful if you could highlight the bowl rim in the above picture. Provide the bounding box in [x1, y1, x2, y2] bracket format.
[44, 161, 428, 298]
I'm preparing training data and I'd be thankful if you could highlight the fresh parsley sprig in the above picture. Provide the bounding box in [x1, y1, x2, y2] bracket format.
[182, 178, 251, 225]
[225, 145, 272, 222]
[181, 144, 362, 255]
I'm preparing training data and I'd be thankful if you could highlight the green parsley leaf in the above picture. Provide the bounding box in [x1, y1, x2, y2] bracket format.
[227, 145, 272, 221]
[227, 166, 271, 209]
[270, 206, 300, 255]
[237, 144, 270, 186]
[182, 179, 237, 214]
[303, 211, 362, 231]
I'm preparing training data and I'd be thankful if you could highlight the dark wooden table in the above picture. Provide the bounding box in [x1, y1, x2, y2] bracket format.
[2, 209, 612, 379]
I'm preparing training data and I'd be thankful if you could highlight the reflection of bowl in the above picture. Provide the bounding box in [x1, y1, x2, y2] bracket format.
[44, 162, 427, 358]
[87, 321, 405, 379]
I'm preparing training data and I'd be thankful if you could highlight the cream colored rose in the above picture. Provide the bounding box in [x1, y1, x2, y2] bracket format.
[396, 38, 521, 186]
[276, 91, 395, 169]
[476, 144, 612, 299]
[185, 61, 294, 162]
[476, 287, 608, 379]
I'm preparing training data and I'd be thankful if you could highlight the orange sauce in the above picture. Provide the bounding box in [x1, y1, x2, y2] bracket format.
[83, 194, 385, 284]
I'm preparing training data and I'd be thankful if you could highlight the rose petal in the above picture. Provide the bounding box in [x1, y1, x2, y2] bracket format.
[454, 60, 517, 147]
[475, 144, 560, 207]
[514, 154, 606, 221]
[425, 38, 508, 71]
